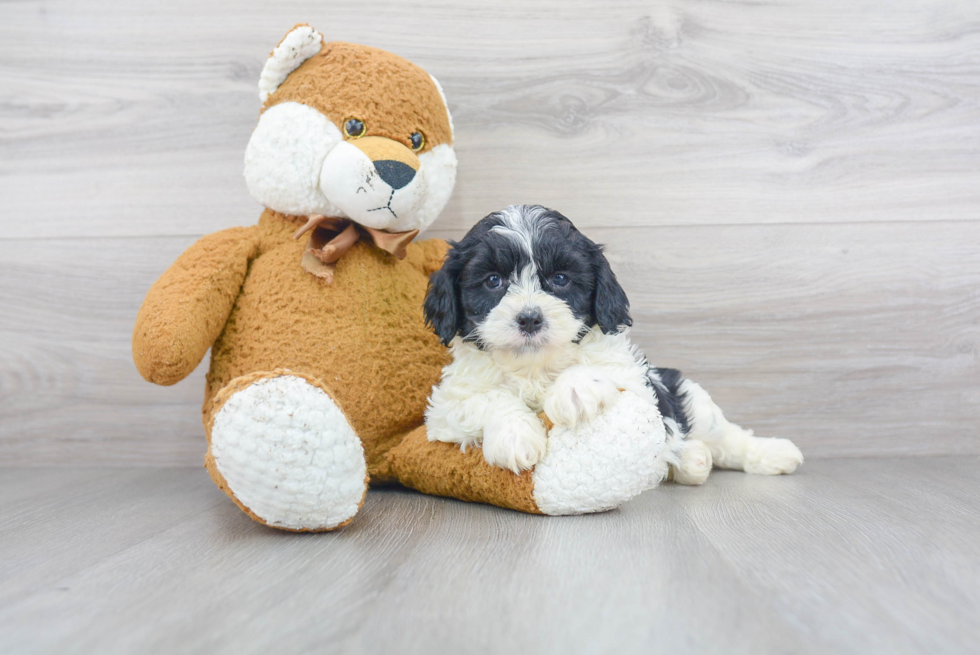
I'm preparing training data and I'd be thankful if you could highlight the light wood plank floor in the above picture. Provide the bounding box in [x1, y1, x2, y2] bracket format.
[1, 457, 977, 655]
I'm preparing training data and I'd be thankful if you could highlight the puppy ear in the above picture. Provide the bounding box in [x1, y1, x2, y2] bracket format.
[592, 246, 632, 333]
[424, 248, 464, 346]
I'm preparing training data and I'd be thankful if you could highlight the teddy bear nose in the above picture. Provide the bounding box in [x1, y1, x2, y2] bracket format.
[374, 160, 416, 190]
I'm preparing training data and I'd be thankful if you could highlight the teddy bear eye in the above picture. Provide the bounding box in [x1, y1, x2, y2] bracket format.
[344, 118, 365, 138]
[410, 131, 425, 152]
[485, 274, 503, 289]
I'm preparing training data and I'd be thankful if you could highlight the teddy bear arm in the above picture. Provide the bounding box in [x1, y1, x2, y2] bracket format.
[132, 227, 260, 386]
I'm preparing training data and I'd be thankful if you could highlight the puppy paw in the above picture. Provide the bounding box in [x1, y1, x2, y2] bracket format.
[544, 366, 621, 428]
[671, 439, 713, 486]
[743, 437, 804, 475]
[481, 413, 548, 474]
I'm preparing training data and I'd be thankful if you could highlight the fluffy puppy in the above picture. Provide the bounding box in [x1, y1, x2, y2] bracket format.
[423, 205, 803, 482]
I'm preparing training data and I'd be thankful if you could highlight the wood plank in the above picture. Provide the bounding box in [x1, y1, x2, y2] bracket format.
[1, 219, 977, 464]
[1, 460, 977, 654]
[0, 469, 223, 607]
[1, 0, 979, 239]
[604, 220, 980, 458]
[0, 236, 207, 465]
[674, 459, 980, 654]
[345, 486, 817, 655]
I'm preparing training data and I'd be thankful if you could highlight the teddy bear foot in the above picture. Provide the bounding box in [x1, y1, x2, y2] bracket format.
[530, 390, 670, 515]
[386, 391, 670, 516]
[205, 371, 368, 531]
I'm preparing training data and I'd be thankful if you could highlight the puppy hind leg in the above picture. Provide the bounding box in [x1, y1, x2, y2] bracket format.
[680, 380, 803, 475]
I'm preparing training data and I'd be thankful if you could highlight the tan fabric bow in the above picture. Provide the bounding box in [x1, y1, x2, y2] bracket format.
[293, 214, 419, 283]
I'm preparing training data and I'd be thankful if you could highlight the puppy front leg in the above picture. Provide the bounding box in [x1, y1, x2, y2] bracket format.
[481, 398, 548, 473]
[544, 365, 622, 429]
[427, 390, 546, 474]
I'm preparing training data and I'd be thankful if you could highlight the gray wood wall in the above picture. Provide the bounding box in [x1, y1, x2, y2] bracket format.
[2, 0, 978, 465]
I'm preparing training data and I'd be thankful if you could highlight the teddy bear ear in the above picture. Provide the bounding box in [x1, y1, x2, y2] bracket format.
[258, 24, 323, 103]
[427, 74, 455, 142]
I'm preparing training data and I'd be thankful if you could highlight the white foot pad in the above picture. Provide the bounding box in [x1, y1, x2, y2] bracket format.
[211, 375, 367, 530]
[532, 391, 669, 515]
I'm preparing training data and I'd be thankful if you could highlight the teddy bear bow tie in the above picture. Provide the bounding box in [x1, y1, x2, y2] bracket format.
[293, 214, 419, 283]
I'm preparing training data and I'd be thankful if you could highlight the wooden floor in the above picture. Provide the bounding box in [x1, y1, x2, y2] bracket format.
[1, 457, 977, 655]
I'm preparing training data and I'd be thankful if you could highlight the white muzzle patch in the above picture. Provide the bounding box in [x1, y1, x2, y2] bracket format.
[244, 101, 457, 233]
[477, 265, 584, 352]
[320, 141, 427, 232]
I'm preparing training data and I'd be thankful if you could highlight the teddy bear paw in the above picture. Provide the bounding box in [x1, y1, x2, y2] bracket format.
[532, 391, 669, 515]
[208, 373, 368, 531]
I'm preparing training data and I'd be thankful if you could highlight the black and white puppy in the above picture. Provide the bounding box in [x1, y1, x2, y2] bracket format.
[423, 205, 803, 480]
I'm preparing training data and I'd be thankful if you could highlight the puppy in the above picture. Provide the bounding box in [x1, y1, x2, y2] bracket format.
[423, 205, 803, 482]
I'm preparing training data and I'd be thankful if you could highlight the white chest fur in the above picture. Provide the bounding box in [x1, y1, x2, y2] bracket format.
[433, 328, 655, 414]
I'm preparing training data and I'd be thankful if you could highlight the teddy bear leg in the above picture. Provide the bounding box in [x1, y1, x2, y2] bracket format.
[205, 370, 368, 531]
[387, 391, 670, 516]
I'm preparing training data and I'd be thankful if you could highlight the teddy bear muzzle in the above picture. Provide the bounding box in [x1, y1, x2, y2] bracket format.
[319, 136, 428, 232]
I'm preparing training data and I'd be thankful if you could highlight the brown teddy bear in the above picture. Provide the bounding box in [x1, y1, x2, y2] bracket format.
[133, 25, 670, 531]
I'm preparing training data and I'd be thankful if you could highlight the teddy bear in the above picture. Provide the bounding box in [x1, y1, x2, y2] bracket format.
[133, 25, 670, 532]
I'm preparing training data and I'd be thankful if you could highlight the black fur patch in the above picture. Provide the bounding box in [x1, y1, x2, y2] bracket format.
[423, 205, 632, 346]
[646, 367, 691, 436]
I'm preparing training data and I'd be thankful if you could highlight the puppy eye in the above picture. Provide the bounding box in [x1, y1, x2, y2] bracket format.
[485, 274, 503, 289]
[552, 273, 570, 287]
[344, 118, 366, 139]
[410, 131, 425, 152]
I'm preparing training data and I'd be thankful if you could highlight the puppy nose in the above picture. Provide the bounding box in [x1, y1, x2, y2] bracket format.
[516, 308, 544, 335]
[374, 160, 416, 190]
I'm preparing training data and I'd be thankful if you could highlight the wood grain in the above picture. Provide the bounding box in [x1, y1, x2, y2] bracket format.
[1, 1, 979, 464]
[1, 0, 978, 239]
[0, 459, 977, 654]
[1, 220, 977, 465]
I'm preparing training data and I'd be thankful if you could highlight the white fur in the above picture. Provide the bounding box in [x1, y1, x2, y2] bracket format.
[210, 375, 367, 530]
[680, 380, 804, 475]
[244, 106, 457, 233]
[319, 142, 427, 232]
[426, 328, 657, 473]
[475, 265, 582, 353]
[426, 205, 803, 494]
[532, 391, 669, 515]
[482, 393, 549, 473]
[670, 439, 712, 485]
[428, 74, 455, 140]
[244, 102, 345, 218]
[491, 204, 551, 258]
[259, 26, 323, 103]
[414, 144, 457, 232]
[543, 365, 622, 429]
[427, 316, 801, 484]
